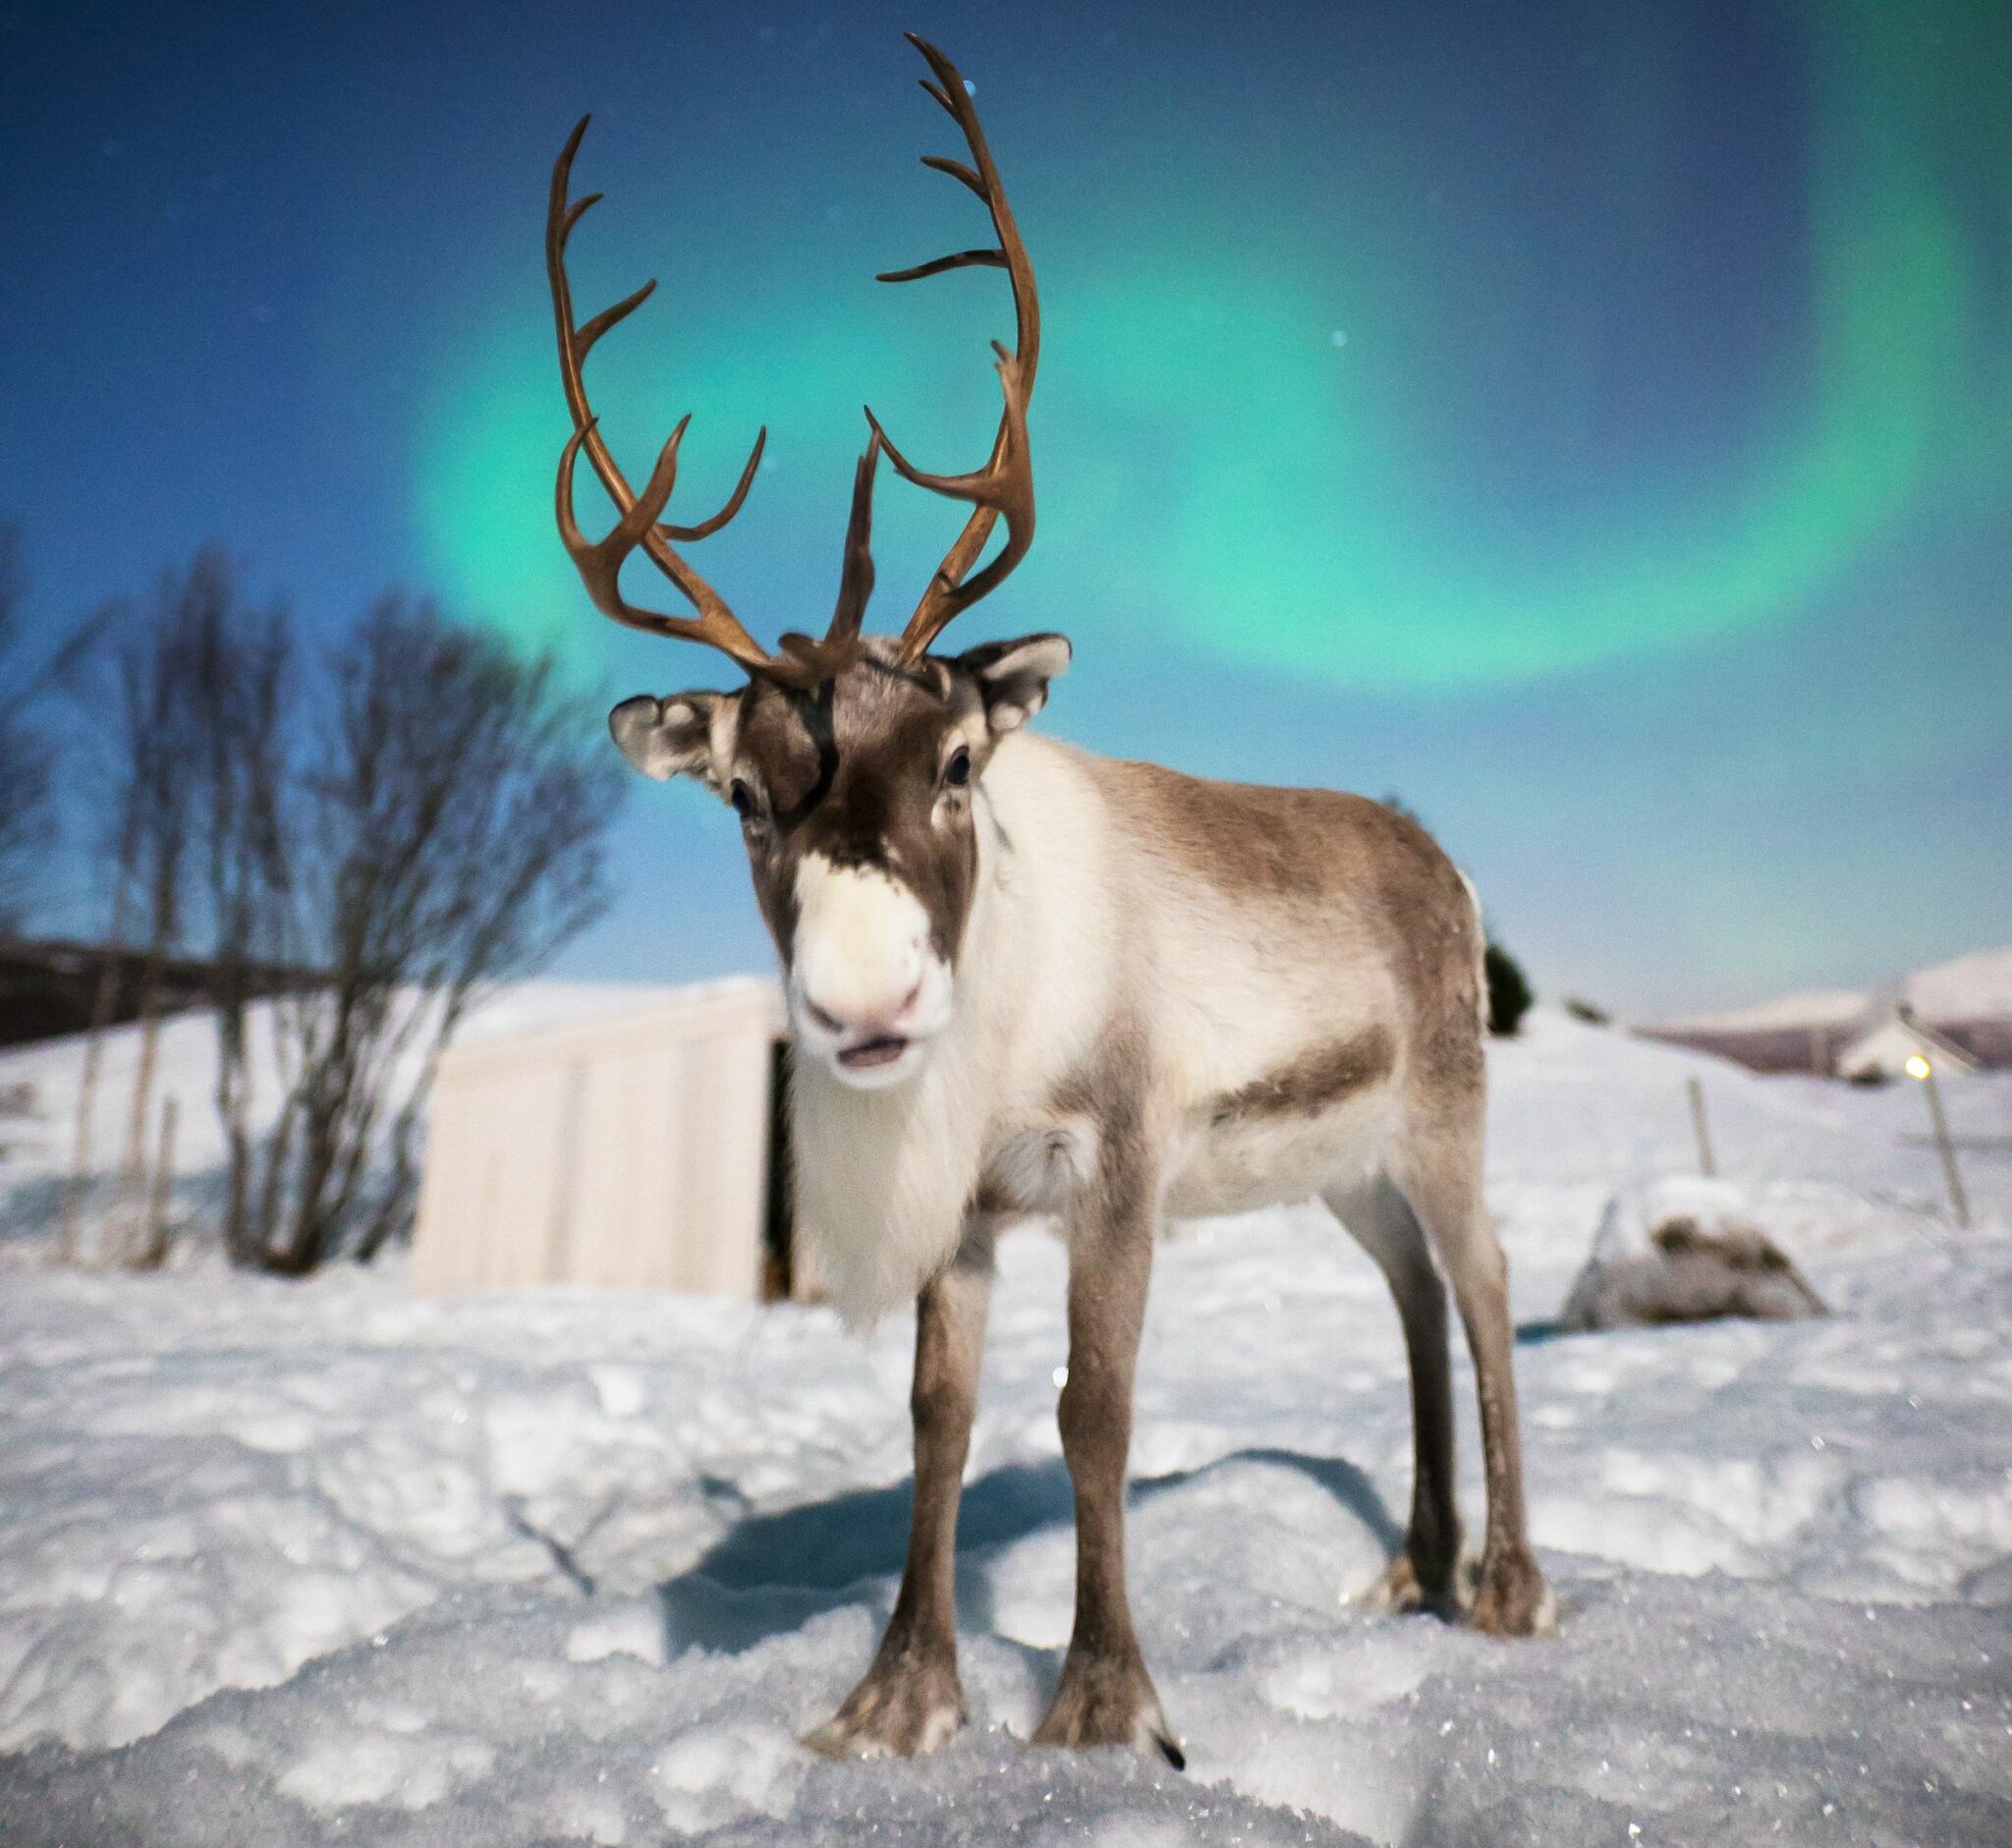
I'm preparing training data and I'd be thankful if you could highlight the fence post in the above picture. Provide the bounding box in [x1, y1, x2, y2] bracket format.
[1687, 1075, 1716, 1177]
[1917, 1060, 1971, 1230]
[136, 1094, 179, 1269]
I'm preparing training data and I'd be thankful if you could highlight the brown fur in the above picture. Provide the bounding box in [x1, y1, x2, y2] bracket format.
[725, 651, 990, 969]
[623, 658, 1550, 1766]
[1211, 1025, 1397, 1122]
[806, 1223, 998, 1760]
[1097, 758, 1485, 1092]
[1034, 1021, 1182, 1764]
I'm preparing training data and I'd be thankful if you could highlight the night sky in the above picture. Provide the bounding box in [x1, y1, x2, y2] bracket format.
[4, 1, 2007, 1015]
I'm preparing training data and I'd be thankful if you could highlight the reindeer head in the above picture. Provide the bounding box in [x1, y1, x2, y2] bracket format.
[548, 35, 1064, 1090]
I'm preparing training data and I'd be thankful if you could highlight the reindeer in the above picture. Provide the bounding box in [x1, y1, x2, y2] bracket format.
[545, 33, 1552, 1766]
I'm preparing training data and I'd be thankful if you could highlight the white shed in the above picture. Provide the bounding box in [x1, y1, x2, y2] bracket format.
[412, 977, 795, 1298]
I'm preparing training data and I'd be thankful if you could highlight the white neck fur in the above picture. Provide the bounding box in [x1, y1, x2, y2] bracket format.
[787, 792, 1012, 1325]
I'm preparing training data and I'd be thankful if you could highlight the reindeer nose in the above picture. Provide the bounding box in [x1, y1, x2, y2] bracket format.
[801, 974, 925, 1039]
[790, 855, 934, 1039]
[794, 920, 927, 1036]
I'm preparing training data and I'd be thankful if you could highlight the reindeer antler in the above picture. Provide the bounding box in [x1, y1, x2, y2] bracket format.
[548, 37, 1036, 683]
[547, 115, 787, 678]
[865, 34, 1040, 664]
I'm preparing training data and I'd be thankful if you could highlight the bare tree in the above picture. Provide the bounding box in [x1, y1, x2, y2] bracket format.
[63, 552, 289, 1264]
[5, 525, 128, 1257]
[0, 528, 47, 927]
[251, 597, 621, 1272]
[57, 812, 140, 1263]
[112, 578, 199, 1255]
[73, 558, 228, 1263]
[176, 565, 295, 1262]
[0, 524, 110, 931]
[62, 560, 620, 1273]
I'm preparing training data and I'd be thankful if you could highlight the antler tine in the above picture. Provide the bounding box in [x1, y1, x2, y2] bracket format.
[826, 430, 883, 645]
[866, 34, 1041, 663]
[547, 115, 781, 676]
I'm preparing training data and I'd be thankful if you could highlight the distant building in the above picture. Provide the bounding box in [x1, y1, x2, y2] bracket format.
[1637, 947, 2012, 1077]
[411, 978, 800, 1301]
[1835, 1010, 1980, 1085]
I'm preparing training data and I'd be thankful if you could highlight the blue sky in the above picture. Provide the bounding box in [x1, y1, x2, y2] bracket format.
[3, 0, 2007, 1014]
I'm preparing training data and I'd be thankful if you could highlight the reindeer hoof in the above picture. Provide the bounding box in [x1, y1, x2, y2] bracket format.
[1354, 1548, 1472, 1621]
[1469, 1550, 1556, 1638]
[1032, 1648, 1184, 1769]
[805, 1652, 966, 1759]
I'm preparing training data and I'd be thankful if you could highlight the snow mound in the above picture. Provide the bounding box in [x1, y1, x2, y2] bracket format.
[1557, 1176, 1827, 1330]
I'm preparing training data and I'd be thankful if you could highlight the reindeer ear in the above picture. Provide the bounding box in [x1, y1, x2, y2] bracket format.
[608, 692, 736, 785]
[953, 633, 1072, 737]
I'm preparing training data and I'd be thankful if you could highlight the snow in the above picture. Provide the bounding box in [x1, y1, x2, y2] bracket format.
[3, 1008, 2011, 1843]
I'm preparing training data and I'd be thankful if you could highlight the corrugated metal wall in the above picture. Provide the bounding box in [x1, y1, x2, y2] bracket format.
[412, 979, 785, 1297]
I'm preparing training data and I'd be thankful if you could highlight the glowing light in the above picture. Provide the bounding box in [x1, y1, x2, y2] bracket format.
[1905, 1054, 1931, 1081]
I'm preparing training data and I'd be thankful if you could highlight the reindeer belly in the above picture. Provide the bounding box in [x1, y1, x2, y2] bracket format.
[1162, 1024, 1402, 1217]
[1164, 1087, 1396, 1216]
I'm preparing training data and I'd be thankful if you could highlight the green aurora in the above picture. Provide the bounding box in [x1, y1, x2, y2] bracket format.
[416, 2, 2010, 695]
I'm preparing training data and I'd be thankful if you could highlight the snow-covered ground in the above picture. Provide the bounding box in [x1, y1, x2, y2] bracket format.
[2, 1007, 2010, 1844]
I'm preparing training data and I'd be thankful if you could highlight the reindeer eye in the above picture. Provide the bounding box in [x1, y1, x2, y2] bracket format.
[944, 747, 973, 789]
[729, 779, 758, 822]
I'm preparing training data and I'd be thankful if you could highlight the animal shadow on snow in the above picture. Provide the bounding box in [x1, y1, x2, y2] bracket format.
[655, 1447, 1400, 1659]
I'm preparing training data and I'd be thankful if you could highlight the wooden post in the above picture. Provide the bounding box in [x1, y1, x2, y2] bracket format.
[60, 924, 135, 1264]
[1687, 1075, 1716, 1177]
[135, 1094, 179, 1270]
[1920, 1062, 1971, 1230]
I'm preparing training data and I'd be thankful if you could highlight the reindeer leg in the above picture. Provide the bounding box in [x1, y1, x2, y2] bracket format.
[807, 1222, 996, 1758]
[1031, 1134, 1183, 1767]
[1324, 1173, 1465, 1617]
[1391, 1125, 1554, 1639]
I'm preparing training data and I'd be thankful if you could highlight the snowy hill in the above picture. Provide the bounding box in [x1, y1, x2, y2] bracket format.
[1907, 944, 2012, 1024]
[1, 1009, 2009, 1843]
[1650, 943, 2012, 1036]
[1642, 944, 2012, 1075]
[1649, 984, 1873, 1034]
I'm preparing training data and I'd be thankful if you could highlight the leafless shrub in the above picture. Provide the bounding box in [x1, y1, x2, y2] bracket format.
[177, 560, 294, 1262]
[68, 559, 623, 1273]
[252, 596, 623, 1271]
[63, 555, 231, 1263]
[0, 523, 112, 931]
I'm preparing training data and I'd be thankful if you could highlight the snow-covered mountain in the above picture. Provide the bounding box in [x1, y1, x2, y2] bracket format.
[1642, 944, 2012, 1072]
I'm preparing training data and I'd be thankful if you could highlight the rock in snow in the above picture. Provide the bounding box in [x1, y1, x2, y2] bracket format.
[1558, 1176, 1827, 1331]
[0, 1007, 2009, 1844]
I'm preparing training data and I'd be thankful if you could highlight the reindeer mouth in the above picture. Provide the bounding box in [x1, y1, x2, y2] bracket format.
[838, 1034, 911, 1072]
